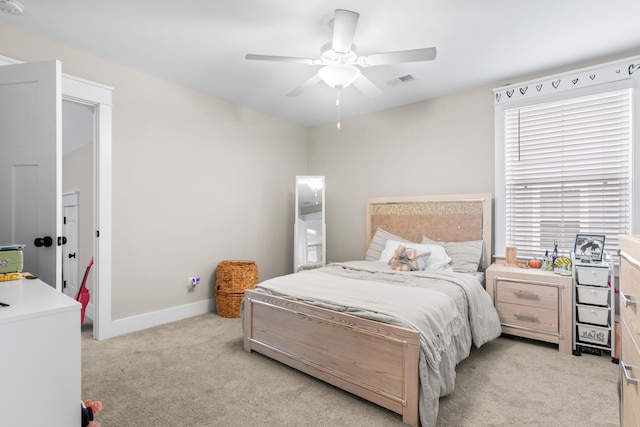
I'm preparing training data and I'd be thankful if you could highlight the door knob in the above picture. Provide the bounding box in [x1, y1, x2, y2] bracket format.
[34, 236, 53, 247]
[68, 253, 76, 259]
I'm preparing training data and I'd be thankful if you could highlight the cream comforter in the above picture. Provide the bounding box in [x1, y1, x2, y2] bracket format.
[250, 261, 501, 426]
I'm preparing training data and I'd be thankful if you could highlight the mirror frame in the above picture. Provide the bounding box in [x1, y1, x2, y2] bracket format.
[294, 176, 326, 272]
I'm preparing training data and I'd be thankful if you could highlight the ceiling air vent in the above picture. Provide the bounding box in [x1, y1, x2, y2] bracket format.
[387, 74, 416, 86]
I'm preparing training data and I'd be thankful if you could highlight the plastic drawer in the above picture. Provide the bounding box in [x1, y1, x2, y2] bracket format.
[576, 324, 610, 346]
[576, 266, 609, 286]
[576, 284, 610, 307]
[576, 304, 610, 326]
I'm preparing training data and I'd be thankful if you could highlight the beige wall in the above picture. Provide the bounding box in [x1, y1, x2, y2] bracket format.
[2, 20, 638, 325]
[309, 48, 640, 264]
[308, 85, 495, 262]
[0, 23, 308, 320]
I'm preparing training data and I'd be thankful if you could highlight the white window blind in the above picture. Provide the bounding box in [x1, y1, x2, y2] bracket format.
[504, 89, 632, 258]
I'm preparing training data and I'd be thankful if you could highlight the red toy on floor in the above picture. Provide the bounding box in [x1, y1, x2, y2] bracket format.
[81, 399, 102, 427]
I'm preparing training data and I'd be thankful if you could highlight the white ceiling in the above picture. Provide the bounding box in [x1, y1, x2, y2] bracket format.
[2, 0, 639, 127]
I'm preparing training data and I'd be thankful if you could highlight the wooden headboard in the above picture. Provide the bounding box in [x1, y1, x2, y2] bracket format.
[365, 193, 492, 269]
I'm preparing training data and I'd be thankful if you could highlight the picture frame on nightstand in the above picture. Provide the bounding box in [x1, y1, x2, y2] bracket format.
[574, 234, 605, 262]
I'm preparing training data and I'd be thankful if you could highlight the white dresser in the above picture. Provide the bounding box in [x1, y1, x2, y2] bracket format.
[0, 277, 81, 426]
[619, 235, 640, 427]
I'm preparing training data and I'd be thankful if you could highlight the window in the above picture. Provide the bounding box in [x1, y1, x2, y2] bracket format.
[501, 89, 632, 258]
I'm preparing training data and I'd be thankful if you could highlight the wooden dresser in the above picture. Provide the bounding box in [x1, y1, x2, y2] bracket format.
[619, 235, 640, 426]
[486, 261, 573, 355]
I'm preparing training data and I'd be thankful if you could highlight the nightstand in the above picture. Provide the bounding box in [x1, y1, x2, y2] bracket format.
[485, 261, 573, 354]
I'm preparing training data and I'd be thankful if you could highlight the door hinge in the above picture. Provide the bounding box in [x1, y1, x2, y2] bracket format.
[96, 230, 100, 238]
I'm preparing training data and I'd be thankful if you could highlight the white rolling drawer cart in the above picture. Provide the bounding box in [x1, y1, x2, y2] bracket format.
[572, 252, 616, 361]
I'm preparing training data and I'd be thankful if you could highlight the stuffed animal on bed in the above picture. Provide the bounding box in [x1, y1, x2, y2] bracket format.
[388, 245, 411, 271]
[81, 399, 102, 427]
[388, 246, 430, 271]
[405, 248, 430, 271]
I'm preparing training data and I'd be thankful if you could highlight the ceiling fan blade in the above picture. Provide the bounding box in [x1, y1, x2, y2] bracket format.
[246, 54, 316, 65]
[332, 9, 359, 53]
[358, 47, 437, 66]
[352, 74, 383, 98]
[287, 73, 323, 97]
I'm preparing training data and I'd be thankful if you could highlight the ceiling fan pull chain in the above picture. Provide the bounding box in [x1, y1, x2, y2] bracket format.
[336, 89, 341, 129]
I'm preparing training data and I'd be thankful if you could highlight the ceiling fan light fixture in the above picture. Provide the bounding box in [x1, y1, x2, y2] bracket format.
[318, 64, 360, 89]
[0, 0, 24, 15]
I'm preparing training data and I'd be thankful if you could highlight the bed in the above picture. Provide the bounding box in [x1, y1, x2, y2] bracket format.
[242, 193, 501, 427]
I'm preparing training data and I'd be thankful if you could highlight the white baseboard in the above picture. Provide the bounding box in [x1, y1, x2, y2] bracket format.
[91, 299, 216, 339]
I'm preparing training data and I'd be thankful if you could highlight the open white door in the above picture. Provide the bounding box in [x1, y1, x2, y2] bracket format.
[0, 60, 62, 289]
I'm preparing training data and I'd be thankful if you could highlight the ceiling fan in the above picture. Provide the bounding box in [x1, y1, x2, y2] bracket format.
[245, 9, 437, 98]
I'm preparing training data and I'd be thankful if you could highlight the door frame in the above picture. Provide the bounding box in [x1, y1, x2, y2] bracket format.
[0, 54, 113, 340]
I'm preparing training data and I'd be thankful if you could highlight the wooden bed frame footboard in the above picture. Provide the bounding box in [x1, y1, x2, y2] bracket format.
[242, 194, 492, 426]
[243, 289, 421, 427]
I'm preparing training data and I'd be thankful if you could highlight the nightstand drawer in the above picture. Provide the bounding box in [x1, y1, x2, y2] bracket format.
[496, 302, 558, 333]
[496, 280, 558, 311]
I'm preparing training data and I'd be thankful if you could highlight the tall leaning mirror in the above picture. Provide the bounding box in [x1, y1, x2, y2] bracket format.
[294, 176, 326, 272]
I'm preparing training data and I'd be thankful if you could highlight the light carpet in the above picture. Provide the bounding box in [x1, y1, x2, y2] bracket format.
[81, 313, 619, 426]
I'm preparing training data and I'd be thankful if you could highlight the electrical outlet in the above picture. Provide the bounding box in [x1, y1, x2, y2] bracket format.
[187, 277, 200, 290]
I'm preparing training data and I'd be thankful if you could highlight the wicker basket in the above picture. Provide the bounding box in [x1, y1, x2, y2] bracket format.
[215, 260, 258, 294]
[215, 292, 246, 318]
[215, 260, 259, 318]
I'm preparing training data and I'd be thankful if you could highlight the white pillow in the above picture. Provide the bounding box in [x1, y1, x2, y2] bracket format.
[365, 228, 411, 261]
[379, 240, 452, 271]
